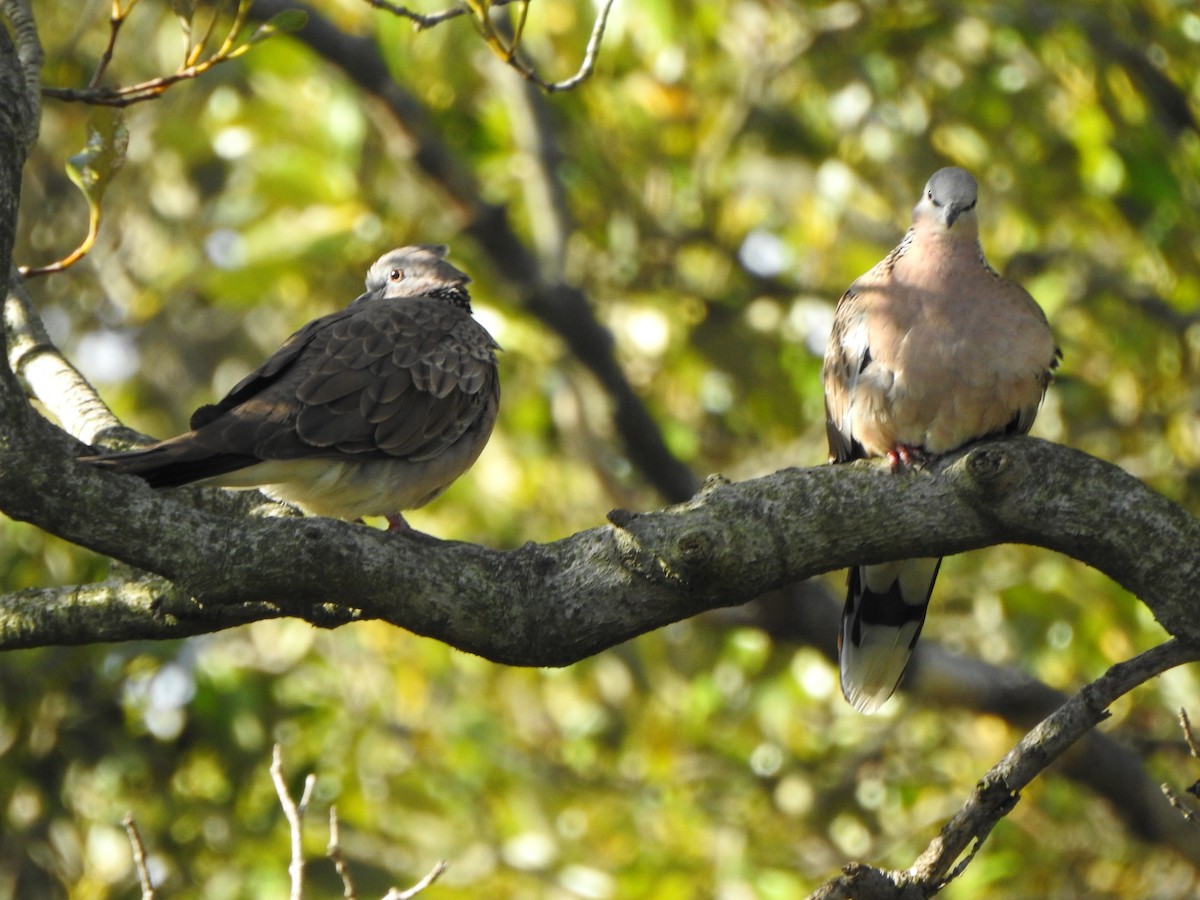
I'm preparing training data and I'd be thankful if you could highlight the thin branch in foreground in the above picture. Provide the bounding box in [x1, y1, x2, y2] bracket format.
[88, 0, 134, 89]
[1161, 707, 1200, 826]
[383, 859, 449, 899]
[271, 744, 315, 900]
[808, 639, 1200, 899]
[1162, 785, 1200, 826]
[122, 810, 156, 900]
[328, 806, 357, 899]
[41, 1, 304, 107]
[328, 801, 448, 899]
[1180, 707, 1200, 759]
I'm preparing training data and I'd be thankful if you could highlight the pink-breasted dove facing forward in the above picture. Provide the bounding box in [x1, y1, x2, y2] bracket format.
[822, 167, 1059, 713]
[85, 245, 500, 529]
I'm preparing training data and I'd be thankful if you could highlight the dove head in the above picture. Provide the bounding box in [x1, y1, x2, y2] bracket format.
[914, 167, 979, 233]
[363, 245, 472, 302]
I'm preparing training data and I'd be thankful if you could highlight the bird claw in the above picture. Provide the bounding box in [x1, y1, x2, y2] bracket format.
[887, 445, 930, 472]
[385, 513, 412, 533]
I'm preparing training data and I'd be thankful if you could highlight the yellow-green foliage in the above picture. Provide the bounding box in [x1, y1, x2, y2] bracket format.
[4, 1, 1200, 896]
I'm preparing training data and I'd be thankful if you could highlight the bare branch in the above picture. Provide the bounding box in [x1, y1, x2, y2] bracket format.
[41, 1, 302, 108]
[328, 806, 358, 899]
[1161, 708, 1200, 827]
[271, 744, 313, 900]
[366, 0, 614, 92]
[4, 435, 1200, 663]
[1162, 785, 1200, 827]
[808, 639, 1200, 899]
[0, 573, 282, 646]
[1180, 708, 1200, 759]
[89, 1, 133, 89]
[383, 859, 449, 899]
[363, 0, 521, 30]
[122, 811, 156, 900]
[4, 272, 147, 447]
[536, 0, 617, 93]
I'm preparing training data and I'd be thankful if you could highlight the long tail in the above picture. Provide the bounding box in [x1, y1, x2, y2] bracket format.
[81, 434, 257, 488]
[838, 557, 941, 714]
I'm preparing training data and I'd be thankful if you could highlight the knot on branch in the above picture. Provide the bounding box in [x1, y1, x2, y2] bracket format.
[957, 443, 1029, 497]
[607, 507, 725, 589]
[975, 773, 1021, 815]
[810, 862, 925, 900]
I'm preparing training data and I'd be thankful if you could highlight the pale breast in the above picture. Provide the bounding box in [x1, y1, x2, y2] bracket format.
[850, 253, 1054, 456]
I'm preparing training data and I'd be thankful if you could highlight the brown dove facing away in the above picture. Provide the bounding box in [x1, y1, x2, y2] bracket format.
[823, 167, 1058, 713]
[85, 245, 500, 530]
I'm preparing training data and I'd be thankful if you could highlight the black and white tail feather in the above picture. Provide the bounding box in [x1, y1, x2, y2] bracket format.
[838, 558, 941, 714]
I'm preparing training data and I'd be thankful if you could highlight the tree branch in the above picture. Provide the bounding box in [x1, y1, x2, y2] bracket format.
[271, 744, 316, 900]
[0, 0, 42, 149]
[121, 811, 157, 900]
[732, 588, 1200, 865]
[363, 0, 522, 31]
[368, 0, 616, 93]
[4, 272, 145, 447]
[2, 434, 1199, 660]
[809, 639, 1200, 898]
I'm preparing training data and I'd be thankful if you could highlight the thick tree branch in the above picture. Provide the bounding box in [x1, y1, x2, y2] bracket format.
[1, 436, 1199, 660]
[0, 0, 41, 149]
[0, 576, 279, 645]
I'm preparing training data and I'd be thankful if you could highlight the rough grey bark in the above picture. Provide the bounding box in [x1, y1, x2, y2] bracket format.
[2, 431, 1199, 660]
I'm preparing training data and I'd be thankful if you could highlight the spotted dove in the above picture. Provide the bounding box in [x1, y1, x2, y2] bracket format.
[85, 245, 500, 529]
[823, 167, 1059, 712]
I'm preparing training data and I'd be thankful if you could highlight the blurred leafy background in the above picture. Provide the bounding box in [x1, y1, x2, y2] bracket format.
[3, 0, 1200, 896]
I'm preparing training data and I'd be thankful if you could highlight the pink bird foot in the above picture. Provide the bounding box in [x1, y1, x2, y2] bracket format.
[385, 513, 413, 533]
[886, 445, 929, 472]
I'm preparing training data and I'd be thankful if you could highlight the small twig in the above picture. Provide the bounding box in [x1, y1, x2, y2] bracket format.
[1161, 708, 1200, 826]
[383, 859, 450, 899]
[122, 811, 156, 900]
[538, 0, 617, 93]
[270, 744, 313, 900]
[808, 639, 1200, 899]
[41, 0, 283, 108]
[45, 58, 231, 107]
[1161, 784, 1200, 826]
[328, 806, 358, 899]
[366, 0, 616, 91]
[1179, 708, 1200, 758]
[363, 0, 520, 30]
[89, 0, 135, 89]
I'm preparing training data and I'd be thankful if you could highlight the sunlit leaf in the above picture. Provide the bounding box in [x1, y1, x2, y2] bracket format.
[65, 108, 129, 208]
[233, 8, 308, 54]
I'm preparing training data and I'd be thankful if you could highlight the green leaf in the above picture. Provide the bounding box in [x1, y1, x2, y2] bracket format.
[65, 109, 129, 210]
[243, 8, 308, 46]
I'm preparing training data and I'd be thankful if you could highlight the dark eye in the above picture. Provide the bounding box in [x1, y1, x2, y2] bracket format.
[928, 190, 940, 206]
[389, 268, 404, 282]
